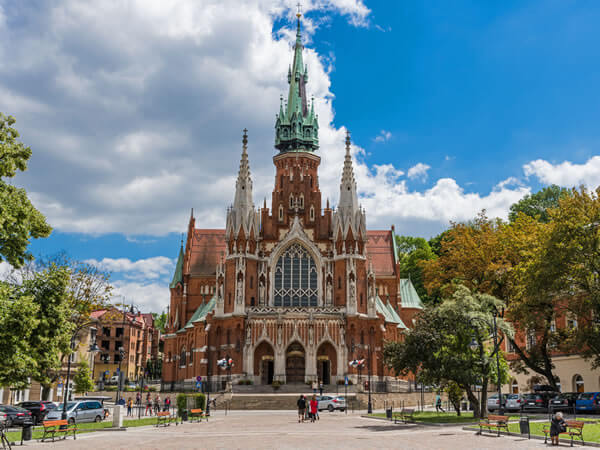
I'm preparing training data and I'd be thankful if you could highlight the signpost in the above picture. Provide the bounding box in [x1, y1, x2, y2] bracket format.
[344, 375, 348, 415]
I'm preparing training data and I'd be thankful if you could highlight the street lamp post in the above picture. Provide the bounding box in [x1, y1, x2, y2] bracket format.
[468, 311, 504, 416]
[366, 344, 373, 415]
[62, 322, 100, 421]
[204, 321, 211, 416]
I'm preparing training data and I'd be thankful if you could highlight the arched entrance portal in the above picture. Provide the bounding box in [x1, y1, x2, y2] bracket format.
[254, 341, 275, 385]
[286, 342, 305, 383]
[317, 342, 337, 385]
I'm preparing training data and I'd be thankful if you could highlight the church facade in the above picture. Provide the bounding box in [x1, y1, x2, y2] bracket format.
[162, 15, 423, 387]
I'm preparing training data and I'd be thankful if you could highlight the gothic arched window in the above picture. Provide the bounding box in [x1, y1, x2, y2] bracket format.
[180, 346, 186, 367]
[273, 243, 318, 307]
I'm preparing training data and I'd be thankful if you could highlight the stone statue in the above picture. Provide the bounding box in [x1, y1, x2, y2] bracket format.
[277, 325, 282, 346]
[349, 278, 356, 304]
[309, 325, 314, 345]
[259, 280, 265, 305]
[237, 278, 244, 303]
[326, 280, 333, 306]
[218, 283, 223, 299]
[246, 325, 252, 344]
[340, 325, 345, 346]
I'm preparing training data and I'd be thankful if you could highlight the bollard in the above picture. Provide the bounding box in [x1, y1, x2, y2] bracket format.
[112, 405, 124, 428]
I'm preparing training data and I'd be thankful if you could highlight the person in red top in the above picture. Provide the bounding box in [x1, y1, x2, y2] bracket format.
[310, 395, 318, 423]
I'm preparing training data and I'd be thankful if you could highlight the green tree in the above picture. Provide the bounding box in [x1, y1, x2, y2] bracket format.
[395, 236, 437, 304]
[152, 311, 167, 333]
[18, 264, 74, 394]
[383, 285, 512, 418]
[0, 113, 51, 267]
[0, 282, 39, 388]
[508, 185, 569, 223]
[73, 359, 94, 394]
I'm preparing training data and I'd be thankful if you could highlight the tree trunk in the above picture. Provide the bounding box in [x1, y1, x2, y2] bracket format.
[41, 384, 52, 401]
[480, 378, 489, 419]
[465, 385, 480, 418]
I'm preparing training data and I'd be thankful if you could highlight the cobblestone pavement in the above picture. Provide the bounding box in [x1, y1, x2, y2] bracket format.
[21, 411, 548, 449]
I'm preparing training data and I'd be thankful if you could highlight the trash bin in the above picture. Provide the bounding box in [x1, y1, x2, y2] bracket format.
[386, 408, 393, 420]
[21, 421, 33, 441]
[519, 416, 530, 439]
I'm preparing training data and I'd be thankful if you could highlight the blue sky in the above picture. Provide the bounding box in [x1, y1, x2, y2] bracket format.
[2, 0, 600, 311]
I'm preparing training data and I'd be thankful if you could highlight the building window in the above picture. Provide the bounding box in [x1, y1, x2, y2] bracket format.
[250, 297, 255, 306]
[567, 314, 578, 330]
[273, 243, 318, 307]
[101, 340, 110, 350]
[289, 194, 294, 209]
[550, 320, 556, 333]
[299, 193, 304, 208]
[116, 327, 123, 337]
[309, 206, 315, 221]
[102, 327, 111, 336]
[526, 330, 536, 350]
[189, 348, 193, 363]
[180, 347, 186, 367]
[250, 276, 253, 289]
[360, 293, 363, 306]
[511, 380, 519, 394]
[114, 353, 121, 363]
[278, 205, 284, 221]
[506, 338, 517, 353]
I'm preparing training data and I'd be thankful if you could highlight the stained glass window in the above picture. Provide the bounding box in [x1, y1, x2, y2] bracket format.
[274, 243, 318, 307]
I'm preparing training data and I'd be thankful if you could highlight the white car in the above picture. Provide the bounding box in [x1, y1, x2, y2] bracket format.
[45, 400, 105, 424]
[317, 395, 346, 412]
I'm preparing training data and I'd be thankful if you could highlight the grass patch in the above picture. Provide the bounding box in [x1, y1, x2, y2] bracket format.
[4, 417, 159, 442]
[368, 411, 481, 424]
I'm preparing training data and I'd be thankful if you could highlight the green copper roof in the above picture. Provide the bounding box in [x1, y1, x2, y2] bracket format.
[399, 278, 424, 309]
[274, 15, 319, 153]
[179, 295, 217, 333]
[169, 242, 184, 289]
[375, 296, 407, 329]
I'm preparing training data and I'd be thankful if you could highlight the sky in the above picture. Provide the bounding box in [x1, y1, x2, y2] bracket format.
[2, 0, 600, 312]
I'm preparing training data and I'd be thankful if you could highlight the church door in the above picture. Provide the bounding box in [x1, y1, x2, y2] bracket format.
[261, 359, 274, 385]
[286, 342, 305, 383]
[318, 359, 331, 385]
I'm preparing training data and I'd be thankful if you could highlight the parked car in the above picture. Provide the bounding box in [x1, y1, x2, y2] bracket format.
[317, 395, 346, 412]
[549, 393, 579, 412]
[0, 405, 32, 427]
[575, 392, 600, 414]
[45, 400, 105, 424]
[504, 394, 523, 412]
[486, 394, 507, 413]
[522, 392, 556, 413]
[16, 401, 57, 425]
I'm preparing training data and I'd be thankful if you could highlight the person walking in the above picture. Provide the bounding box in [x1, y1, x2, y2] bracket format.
[309, 395, 318, 423]
[550, 411, 567, 446]
[319, 380, 323, 396]
[145, 393, 153, 416]
[164, 396, 171, 412]
[126, 397, 133, 416]
[312, 380, 317, 394]
[297, 395, 306, 423]
[153, 395, 161, 415]
[435, 393, 445, 413]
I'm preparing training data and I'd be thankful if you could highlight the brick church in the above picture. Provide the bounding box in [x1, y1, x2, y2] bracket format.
[162, 14, 423, 387]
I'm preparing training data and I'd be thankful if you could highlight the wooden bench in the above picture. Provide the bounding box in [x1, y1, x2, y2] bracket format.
[155, 411, 175, 427]
[478, 414, 509, 437]
[393, 408, 415, 424]
[543, 420, 585, 447]
[41, 419, 77, 442]
[189, 409, 207, 423]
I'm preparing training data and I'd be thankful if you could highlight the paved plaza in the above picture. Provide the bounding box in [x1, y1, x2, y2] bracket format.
[21, 411, 551, 449]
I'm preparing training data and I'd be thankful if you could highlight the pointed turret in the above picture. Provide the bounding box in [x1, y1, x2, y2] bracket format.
[274, 11, 319, 154]
[170, 239, 184, 289]
[227, 129, 259, 239]
[333, 131, 366, 243]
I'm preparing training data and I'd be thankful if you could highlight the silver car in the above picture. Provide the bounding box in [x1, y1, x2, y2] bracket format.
[487, 394, 506, 413]
[317, 395, 347, 412]
[505, 394, 524, 411]
[45, 400, 105, 424]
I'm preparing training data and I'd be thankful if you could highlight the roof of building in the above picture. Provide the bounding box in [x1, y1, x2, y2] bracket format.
[179, 295, 217, 333]
[189, 229, 227, 276]
[375, 296, 407, 329]
[170, 243, 184, 288]
[399, 278, 424, 309]
[366, 230, 396, 276]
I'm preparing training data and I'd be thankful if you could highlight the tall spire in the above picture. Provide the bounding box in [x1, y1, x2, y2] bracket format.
[227, 129, 259, 238]
[170, 238, 184, 289]
[274, 7, 319, 154]
[339, 130, 359, 213]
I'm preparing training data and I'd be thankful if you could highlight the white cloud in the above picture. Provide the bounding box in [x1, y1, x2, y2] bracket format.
[0, 0, 531, 242]
[373, 129, 392, 143]
[523, 156, 600, 189]
[407, 163, 431, 181]
[112, 280, 170, 313]
[85, 257, 174, 281]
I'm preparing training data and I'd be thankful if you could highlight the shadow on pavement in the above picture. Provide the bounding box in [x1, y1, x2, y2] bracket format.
[353, 423, 422, 432]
